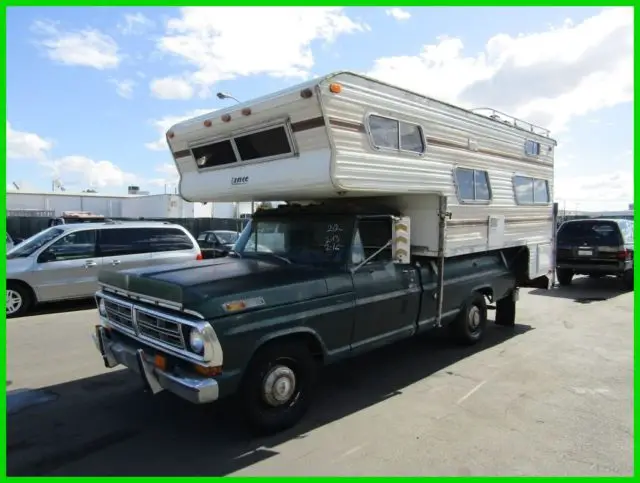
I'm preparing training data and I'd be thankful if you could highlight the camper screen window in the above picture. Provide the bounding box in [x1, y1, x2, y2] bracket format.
[192, 140, 237, 169]
[513, 176, 550, 204]
[368, 115, 425, 154]
[454, 168, 491, 202]
[234, 126, 292, 161]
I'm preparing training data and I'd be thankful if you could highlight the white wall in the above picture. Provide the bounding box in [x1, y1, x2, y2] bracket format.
[7, 192, 125, 217]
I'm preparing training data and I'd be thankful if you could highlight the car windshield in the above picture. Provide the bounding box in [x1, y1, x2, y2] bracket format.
[7, 227, 64, 259]
[558, 220, 622, 245]
[214, 231, 239, 244]
[234, 217, 352, 265]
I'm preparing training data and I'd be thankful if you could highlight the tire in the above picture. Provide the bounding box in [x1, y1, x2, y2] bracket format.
[557, 268, 573, 286]
[449, 292, 488, 345]
[495, 292, 516, 327]
[240, 340, 318, 435]
[6, 282, 33, 318]
[622, 269, 634, 290]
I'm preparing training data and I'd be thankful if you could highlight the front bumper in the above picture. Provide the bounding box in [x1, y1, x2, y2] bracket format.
[92, 325, 219, 404]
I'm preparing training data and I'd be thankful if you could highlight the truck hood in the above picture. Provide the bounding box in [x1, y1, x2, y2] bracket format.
[98, 256, 330, 318]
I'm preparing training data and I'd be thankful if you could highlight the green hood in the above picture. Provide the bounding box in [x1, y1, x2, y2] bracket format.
[98, 257, 331, 318]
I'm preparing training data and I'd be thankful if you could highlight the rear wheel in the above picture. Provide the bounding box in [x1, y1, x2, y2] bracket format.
[450, 292, 488, 345]
[622, 269, 634, 290]
[557, 268, 573, 286]
[240, 341, 318, 434]
[495, 292, 516, 327]
[6, 282, 33, 318]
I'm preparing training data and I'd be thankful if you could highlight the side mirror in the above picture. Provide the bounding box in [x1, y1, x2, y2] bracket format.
[392, 216, 411, 264]
[38, 249, 57, 263]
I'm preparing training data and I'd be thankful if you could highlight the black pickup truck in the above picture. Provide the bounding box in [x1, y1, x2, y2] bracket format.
[93, 204, 522, 434]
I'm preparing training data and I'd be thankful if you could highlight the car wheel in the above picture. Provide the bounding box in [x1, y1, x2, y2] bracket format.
[450, 292, 488, 345]
[6, 282, 33, 318]
[622, 270, 634, 290]
[240, 341, 318, 435]
[557, 268, 573, 286]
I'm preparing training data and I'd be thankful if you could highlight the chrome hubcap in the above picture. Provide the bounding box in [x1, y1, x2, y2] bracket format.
[468, 306, 481, 331]
[262, 365, 296, 407]
[6, 290, 23, 315]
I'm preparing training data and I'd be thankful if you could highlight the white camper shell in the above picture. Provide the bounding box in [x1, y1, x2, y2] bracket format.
[167, 71, 557, 278]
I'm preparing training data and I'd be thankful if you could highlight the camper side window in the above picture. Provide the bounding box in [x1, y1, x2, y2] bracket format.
[367, 115, 425, 154]
[454, 168, 491, 203]
[513, 176, 550, 204]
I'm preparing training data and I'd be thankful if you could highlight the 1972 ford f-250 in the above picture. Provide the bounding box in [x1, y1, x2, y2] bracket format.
[92, 204, 519, 434]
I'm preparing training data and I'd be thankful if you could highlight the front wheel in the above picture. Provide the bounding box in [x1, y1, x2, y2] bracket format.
[6, 282, 32, 318]
[240, 341, 318, 434]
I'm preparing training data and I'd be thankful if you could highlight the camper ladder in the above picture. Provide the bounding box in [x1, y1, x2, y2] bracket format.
[435, 196, 452, 328]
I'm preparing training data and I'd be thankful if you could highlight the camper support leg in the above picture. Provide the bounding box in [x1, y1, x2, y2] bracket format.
[551, 202, 559, 288]
[435, 196, 452, 328]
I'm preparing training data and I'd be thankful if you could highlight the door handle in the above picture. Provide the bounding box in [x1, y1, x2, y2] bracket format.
[85, 260, 97, 268]
[111, 260, 121, 266]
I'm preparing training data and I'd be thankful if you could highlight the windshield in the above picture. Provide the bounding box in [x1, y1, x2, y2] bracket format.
[234, 217, 353, 265]
[7, 227, 64, 259]
[214, 231, 239, 245]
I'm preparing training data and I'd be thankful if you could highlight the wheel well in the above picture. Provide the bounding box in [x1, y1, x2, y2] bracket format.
[6, 279, 36, 301]
[257, 332, 325, 364]
[503, 246, 530, 285]
[475, 286, 494, 303]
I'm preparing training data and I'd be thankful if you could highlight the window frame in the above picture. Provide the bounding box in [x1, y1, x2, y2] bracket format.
[364, 112, 427, 156]
[38, 228, 98, 263]
[512, 175, 551, 205]
[189, 118, 298, 172]
[349, 215, 394, 267]
[453, 166, 493, 204]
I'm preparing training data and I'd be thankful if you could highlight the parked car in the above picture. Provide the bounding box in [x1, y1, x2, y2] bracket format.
[196, 230, 240, 258]
[555, 218, 634, 289]
[6, 221, 202, 318]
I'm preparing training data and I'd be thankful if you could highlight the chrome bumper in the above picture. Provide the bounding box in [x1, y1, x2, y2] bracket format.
[92, 325, 219, 404]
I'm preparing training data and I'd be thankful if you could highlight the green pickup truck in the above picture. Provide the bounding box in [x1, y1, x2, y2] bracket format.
[93, 203, 520, 434]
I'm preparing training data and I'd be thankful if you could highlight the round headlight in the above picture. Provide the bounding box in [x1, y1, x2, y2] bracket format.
[189, 328, 205, 354]
[98, 298, 106, 316]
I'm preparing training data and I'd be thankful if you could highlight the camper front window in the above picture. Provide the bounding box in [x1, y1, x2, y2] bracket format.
[234, 217, 352, 266]
[367, 115, 425, 154]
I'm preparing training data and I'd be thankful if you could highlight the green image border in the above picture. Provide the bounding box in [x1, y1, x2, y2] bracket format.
[1, 2, 637, 479]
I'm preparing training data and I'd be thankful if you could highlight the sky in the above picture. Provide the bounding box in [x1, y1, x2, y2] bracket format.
[5, 6, 634, 211]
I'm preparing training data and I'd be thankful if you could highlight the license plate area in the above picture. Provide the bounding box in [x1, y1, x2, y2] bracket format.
[577, 248, 593, 256]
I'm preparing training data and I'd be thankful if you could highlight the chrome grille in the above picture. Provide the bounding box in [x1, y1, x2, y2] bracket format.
[104, 300, 134, 330]
[136, 310, 185, 350]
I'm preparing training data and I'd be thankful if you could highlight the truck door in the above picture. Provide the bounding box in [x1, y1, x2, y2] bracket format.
[349, 217, 420, 353]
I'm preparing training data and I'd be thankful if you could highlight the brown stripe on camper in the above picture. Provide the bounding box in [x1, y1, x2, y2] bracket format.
[448, 216, 554, 228]
[291, 117, 326, 133]
[329, 119, 366, 133]
[173, 149, 192, 159]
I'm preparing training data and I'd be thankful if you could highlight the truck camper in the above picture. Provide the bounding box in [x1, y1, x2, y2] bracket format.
[92, 71, 557, 433]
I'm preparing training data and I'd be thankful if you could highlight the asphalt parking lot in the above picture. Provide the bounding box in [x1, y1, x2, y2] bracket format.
[7, 276, 634, 476]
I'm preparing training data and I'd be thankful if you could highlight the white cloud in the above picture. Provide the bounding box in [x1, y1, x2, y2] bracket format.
[109, 78, 136, 99]
[117, 12, 155, 36]
[31, 20, 121, 70]
[42, 155, 138, 189]
[367, 7, 633, 134]
[148, 163, 180, 188]
[155, 7, 368, 97]
[6, 122, 53, 160]
[385, 8, 411, 21]
[145, 108, 215, 151]
[150, 76, 194, 100]
[554, 170, 633, 211]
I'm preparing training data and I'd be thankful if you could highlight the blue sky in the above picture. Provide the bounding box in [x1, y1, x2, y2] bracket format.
[6, 6, 633, 211]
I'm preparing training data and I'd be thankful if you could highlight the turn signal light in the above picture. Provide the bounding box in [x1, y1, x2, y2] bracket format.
[196, 252, 203, 260]
[617, 249, 629, 260]
[193, 365, 223, 377]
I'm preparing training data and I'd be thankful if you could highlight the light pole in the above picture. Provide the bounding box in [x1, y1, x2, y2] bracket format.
[216, 91, 255, 215]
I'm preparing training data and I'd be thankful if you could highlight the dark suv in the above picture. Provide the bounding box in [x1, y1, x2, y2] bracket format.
[555, 218, 634, 289]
